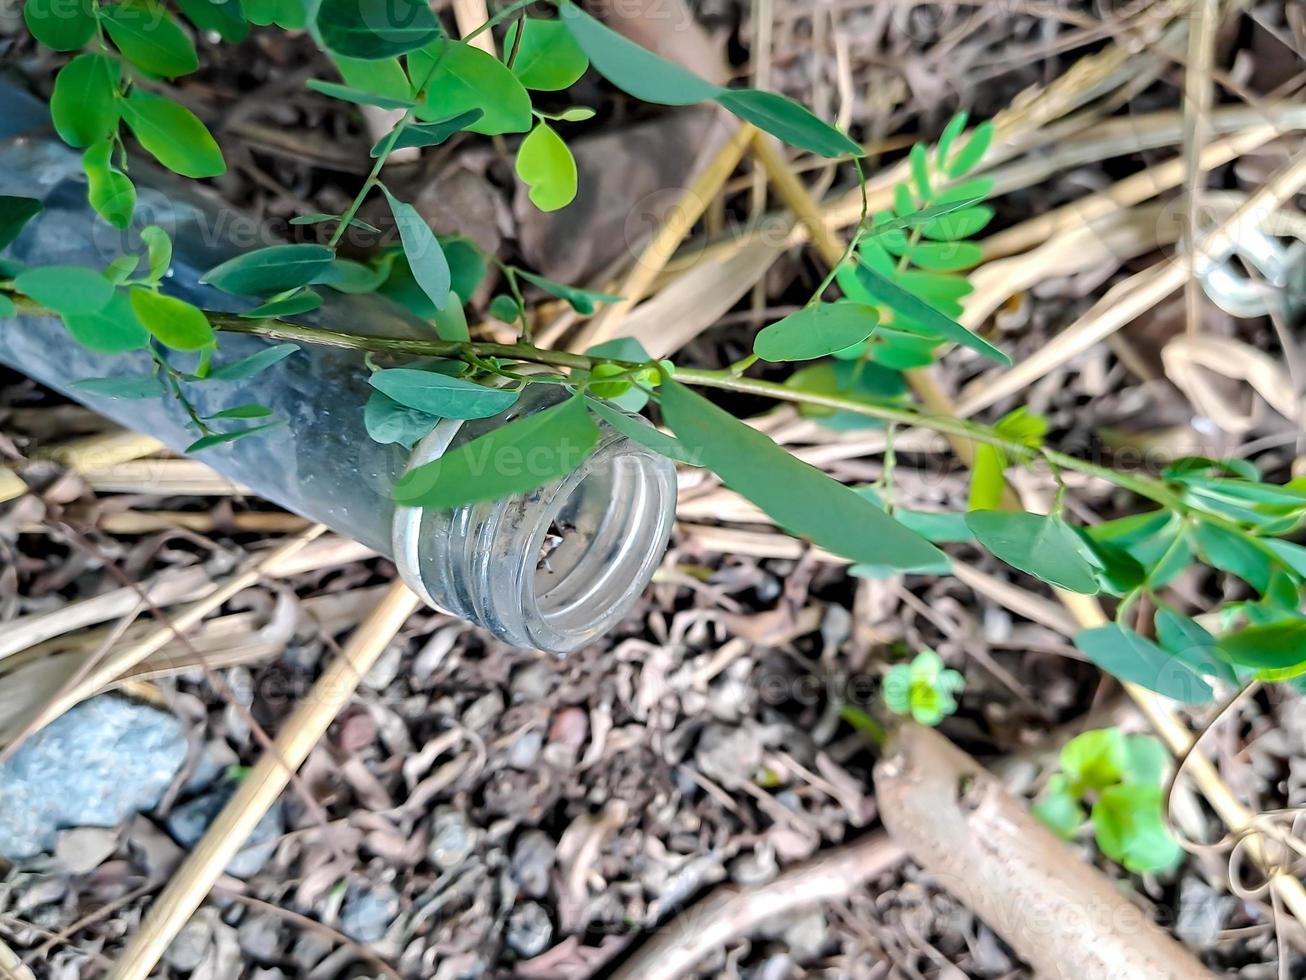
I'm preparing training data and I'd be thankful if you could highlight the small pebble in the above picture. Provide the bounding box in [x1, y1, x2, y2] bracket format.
[428, 808, 477, 870]
[507, 730, 543, 770]
[509, 830, 555, 898]
[505, 902, 553, 958]
[167, 784, 285, 878]
[339, 886, 400, 944]
[164, 917, 213, 973]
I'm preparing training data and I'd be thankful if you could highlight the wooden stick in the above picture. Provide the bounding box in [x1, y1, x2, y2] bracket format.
[107, 580, 420, 980]
[571, 122, 754, 350]
[608, 833, 903, 980]
[0, 938, 37, 980]
[875, 724, 1213, 979]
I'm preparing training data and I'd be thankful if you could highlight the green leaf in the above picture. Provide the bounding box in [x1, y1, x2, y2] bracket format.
[558, 1, 720, 106]
[314, 258, 387, 294]
[907, 241, 983, 272]
[966, 510, 1101, 593]
[207, 343, 299, 380]
[306, 79, 415, 109]
[968, 445, 1006, 512]
[935, 111, 967, 167]
[23, 0, 96, 50]
[1091, 784, 1181, 874]
[379, 185, 449, 311]
[936, 177, 995, 206]
[290, 213, 381, 233]
[586, 398, 697, 465]
[51, 54, 121, 148]
[1217, 619, 1306, 676]
[70, 374, 167, 399]
[853, 261, 1008, 364]
[141, 225, 172, 283]
[314, 0, 441, 59]
[129, 287, 214, 350]
[432, 292, 470, 342]
[1265, 538, 1306, 580]
[121, 92, 225, 178]
[658, 378, 945, 570]
[1060, 728, 1127, 792]
[14, 265, 113, 315]
[1073, 624, 1214, 704]
[921, 205, 994, 241]
[754, 303, 878, 362]
[0, 296, 14, 318]
[177, 0, 249, 43]
[909, 142, 930, 200]
[62, 291, 150, 353]
[505, 17, 589, 91]
[1154, 608, 1236, 683]
[715, 89, 862, 158]
[364, 390, 440, 448]
[104, 254, 140, 283]
[1032, 774, 1086, 840]
[1193, 521, 1274, 593]
[947, 120, 994, 177]
[410, 40, 532, 135]
[334, 54, 410, 101]
[241, 289, 323, 318]
[516, 269, 619, 315]
[378, 110, 483, 155]
[369, 368, 520, 419]
[515, 122, 577, 212]
[394, 394, 600, 508]
[205, 403, 273, 420]
[488, 294, 521, 322]
[443, 236, 486, 301]
[202, 243, 335, 296]
[785, 359, 906, 430]
[102, 0, 199, 77]
[0, 197, 42, 251]
[83, 142, 136, 230]
[242, 0, 304, 29]
[1124, 735, 1169, 787]
[186, 422, 280, 453]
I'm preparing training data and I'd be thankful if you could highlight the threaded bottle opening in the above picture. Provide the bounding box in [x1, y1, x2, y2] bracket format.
[392, 389, 676, 653]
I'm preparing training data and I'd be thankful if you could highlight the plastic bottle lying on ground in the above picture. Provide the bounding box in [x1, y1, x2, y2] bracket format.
[0, 80, 677, 654]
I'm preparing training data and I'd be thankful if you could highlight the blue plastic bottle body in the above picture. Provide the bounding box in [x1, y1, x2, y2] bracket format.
[0, 83, 429, 553]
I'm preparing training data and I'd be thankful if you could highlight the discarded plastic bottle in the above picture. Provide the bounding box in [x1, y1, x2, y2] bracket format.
[0, 82, 677, 653]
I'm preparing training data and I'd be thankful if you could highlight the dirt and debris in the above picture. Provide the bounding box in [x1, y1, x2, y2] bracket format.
[3, 0, 1306, 977]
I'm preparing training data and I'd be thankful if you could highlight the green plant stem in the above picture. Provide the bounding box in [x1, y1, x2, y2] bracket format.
[673, 368, 1186, 512]
[0, 293, 1198, 516]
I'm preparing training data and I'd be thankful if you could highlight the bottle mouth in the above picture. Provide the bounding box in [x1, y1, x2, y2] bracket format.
[392, 402, 677, 654]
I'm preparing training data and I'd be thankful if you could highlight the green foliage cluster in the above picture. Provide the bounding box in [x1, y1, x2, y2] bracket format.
[1032, 727, 1181, 875]
[882, 650, 965, 726]
[5, 1, 1306, 705]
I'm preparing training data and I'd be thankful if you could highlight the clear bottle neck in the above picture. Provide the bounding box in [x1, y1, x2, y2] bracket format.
[392, 387, 677, 653]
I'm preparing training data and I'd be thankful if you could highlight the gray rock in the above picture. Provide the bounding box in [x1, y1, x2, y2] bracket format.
[164, 917, 213, 973]
[166, 784, 285, 878]
[509, 830, 555, 899]
[427, 808, 477, 871]
[339, 886, 400, 944]
[0, 696, 187, 861]
[505, 902, 553, 959]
